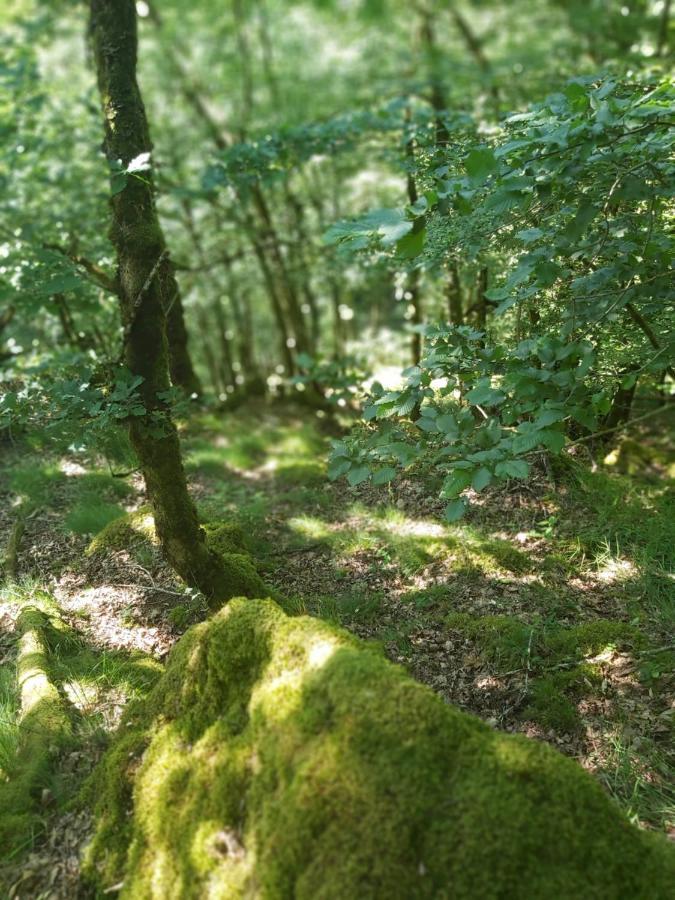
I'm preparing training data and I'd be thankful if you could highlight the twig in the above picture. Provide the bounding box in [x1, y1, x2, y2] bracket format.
[106, 583, 190, 597]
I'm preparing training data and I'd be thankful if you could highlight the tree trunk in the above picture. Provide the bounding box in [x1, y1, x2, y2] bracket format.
[165, 289, 202, 397]
[446, 260, 464, 325]
[405, 119, 423, 365]
[603, 369, 638, 437]
[475, 266, 488, 331]
[89, 0, 262, 605]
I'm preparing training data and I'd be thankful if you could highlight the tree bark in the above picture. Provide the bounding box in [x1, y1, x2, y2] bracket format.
[165, 288, 202, 396]
[603, 369, 638, 438]
[475, 266, 488, 331]
[405, 117, 423, 365]
[446, 260, 464, 325]
[88, 0, 262, 605]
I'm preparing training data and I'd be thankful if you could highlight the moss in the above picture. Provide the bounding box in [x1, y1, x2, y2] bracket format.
[86, 506, 157, 557]
[603, 439, 653, 475]
[446, 614, 640, 670]
[84, 599, 674, 899]
[522, 665, 602, 733]
[477, 538, 531, 574]
[545, 620, 641, 657]
[202, 522, 248, 556]
[65, 500, 125, 536]
[446, 613, 533, 668]
[217, 552, 268, 603]
[86, 510, 267, 609]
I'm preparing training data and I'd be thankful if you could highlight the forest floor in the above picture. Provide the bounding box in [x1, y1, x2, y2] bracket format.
[1, 401, 674, 897]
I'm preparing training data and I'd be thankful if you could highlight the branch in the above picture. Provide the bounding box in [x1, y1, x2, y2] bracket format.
[0, 225, 118, 294]
[564, 404, 673, 449]
[42, 242, 118, 294]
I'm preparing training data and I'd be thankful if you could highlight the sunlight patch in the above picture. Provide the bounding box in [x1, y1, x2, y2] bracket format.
[596, 558, 636, 584]
[308, 639, 335, 669]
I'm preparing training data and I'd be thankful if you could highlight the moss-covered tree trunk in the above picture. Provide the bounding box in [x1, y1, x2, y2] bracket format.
[165, 291, 202, 397]
[88, 0, 260, 604]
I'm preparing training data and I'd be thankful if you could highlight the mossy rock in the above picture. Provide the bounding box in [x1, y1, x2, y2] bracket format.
[83, 599, 674, 899]
[86, 506, 157, 557]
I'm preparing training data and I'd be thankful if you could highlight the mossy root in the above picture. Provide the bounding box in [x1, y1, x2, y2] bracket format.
[84, 599, 674, 899]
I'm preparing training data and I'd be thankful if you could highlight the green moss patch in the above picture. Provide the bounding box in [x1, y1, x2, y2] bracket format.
[523, 665, 603, 733]
[445, 613, 641, 732]
[86, 506, 157, 557]
[84, 599, 673, 898]
[446, 613, 639, 669]
[202, 522, 249, 557]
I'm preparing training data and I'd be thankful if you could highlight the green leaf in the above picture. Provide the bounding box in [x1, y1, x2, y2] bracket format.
[373, 466, 397, 485]
[327, 458, 351, 480]
[396, 228, 425, 258]
[347, 465, 371, 486]
[516, 228, 544, 244]
[444, 499, 467, 522]
[441, 469, 473, 498]
[472, 467, 492, 491]
[466, 384, 506, 406]
[110, 172, 128, 196]
[534, 408, 565, 428]
[539, 430, 566, 453]
[496, 459, 530, 479]
[483, 189, 528, 214]
[41, 274, 83, 294]
[485, 287, 508, 301]
[465, 147, 498, 181]
[436, 413, 457, 433]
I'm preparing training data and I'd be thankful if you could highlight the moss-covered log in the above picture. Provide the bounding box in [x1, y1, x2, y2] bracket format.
[84, 599, 674, 899]
[88, 0, 260, 605]
[0, 608, 72, 855]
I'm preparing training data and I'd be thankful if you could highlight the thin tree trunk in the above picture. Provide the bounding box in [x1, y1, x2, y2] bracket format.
[475, 266, 488, 330]
[195, 309, 224, 396]
[405, 116, 423, 365]
[286, 185, 321, 350]
[165, 287, 202, 396]
[89, 0, 262, 605]
[446, 260, 464, 325]
[603, 369, 638, 438]
[657, 0, 672, 55]
[213, 298, 236, 389]
[447, 5, 500, 113]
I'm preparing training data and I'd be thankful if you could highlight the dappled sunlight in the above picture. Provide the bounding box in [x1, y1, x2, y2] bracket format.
[595, 557, 638, 585]
[59, 459, 87, 477]
[288, 515, 332, 541]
